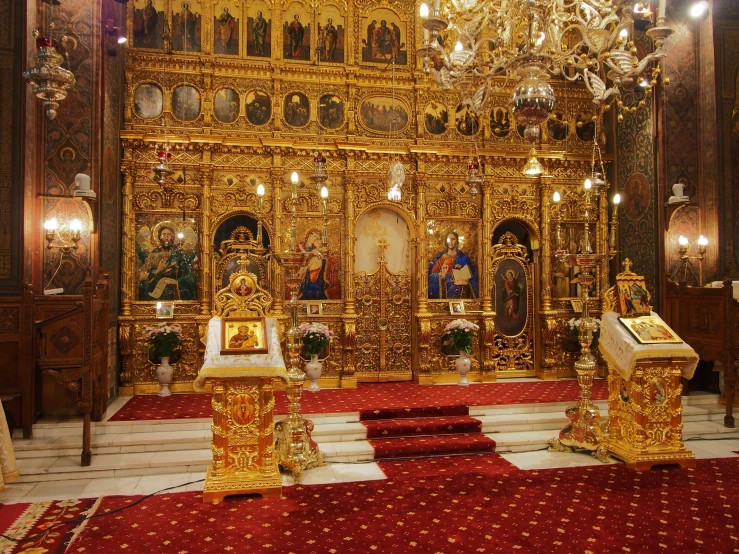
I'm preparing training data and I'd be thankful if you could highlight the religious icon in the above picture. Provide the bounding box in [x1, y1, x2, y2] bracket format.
[361, 9, 407, 64]
[283, 92, 310, 127]
[428, 231, 479, 299]
[649, 377, 667, 405]
[213, 88, 240, 124]
[317, 8, 344, 63]
[245, 90, 271, 126]
[548, 110, 569, 141]
[247, 3, 271, 57]
[234, 277, 253, 297]
[618, 315, 683, 344]
[306, 302, 322, 316]
[623, 173, 651, 221]
[221, 257, 261, 289]
[449, 301, 465, 315]
[455, 104, 479, 136]
[319, 94, 344, 129]
[172, 1, 201, 52]
[133, 84, 163, 119]
[283, 6, 311, 61]
[425, 102, 448, 135]
[619, 379, 630, 403]
[171, 85, 201, 121]
[134, 0, 164, 50]
[136, 220, 198, 301]
[359, 97, 409, 134]
[616, 274, 651, 317]
[490, 106, 511, 138]
[494, 258, 527, 337]
[214, 4, 239, 55]
[296, 228, 341, 300]
[155, 301, 174, 319]
[221, 317, 268, 354]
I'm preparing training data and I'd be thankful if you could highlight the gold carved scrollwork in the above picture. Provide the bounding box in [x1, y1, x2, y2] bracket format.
[133, 188, 201, 210]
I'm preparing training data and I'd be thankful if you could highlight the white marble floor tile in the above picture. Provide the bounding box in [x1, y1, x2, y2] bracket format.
[684, 439, 739, 459]
[102, 395, 133, 421]
[21, 479, 92, 503]
[133, 473, 193, 495]
[501, 450, 621, 470]
[282, 464, 337, 487]
[330, 462, 386, 483]
[0, 482, 37, 504]
[79, 476, 142, 498]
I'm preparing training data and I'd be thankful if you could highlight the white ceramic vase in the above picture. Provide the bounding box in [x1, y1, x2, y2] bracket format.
[455, 351, 471, 386]
[156, 356, 174, 397]
[305, 355, 323, 392]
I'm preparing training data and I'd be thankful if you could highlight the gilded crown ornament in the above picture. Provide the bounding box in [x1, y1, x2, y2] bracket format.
[23, 25, 76, 120]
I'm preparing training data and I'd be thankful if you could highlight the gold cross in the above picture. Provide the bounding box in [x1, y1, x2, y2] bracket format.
[622, 258, 633, 273]
[377, 238, 389, 261]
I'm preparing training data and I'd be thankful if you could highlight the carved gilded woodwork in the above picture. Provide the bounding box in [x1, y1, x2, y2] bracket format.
[119, 0, 616, 390]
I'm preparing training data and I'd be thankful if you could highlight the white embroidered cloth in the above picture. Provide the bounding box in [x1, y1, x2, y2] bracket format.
[599, 312, 698, 381]
[194, 317, 288, 391]
[709, 280, 739, 300]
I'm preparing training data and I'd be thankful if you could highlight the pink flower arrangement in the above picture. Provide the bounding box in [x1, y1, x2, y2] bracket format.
[144, 322, 183, 358]
[443, 319, 479, 354]
[298, 322, 334, 356]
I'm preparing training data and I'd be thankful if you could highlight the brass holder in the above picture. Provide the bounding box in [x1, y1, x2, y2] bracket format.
[549, 255, 609, 462]
[273, 197, 324, 483]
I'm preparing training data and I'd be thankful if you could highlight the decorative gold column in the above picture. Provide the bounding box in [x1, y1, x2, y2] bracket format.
[341, 172, 357, 388]
[414, 174, 432, 385]
[120, 165, 135, 316]
[199, 161, 213, 316]
[540, 176, 553, 312]
[480, 175, 497, 382]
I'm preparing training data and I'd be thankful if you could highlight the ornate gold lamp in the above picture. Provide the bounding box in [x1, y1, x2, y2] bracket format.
[549, 138, 619, 461]
[273, 171, 324, 483]
[23, 25, 76, 120]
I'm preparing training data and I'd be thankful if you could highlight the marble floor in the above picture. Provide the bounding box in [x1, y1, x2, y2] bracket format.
[2, 439, 738, 505]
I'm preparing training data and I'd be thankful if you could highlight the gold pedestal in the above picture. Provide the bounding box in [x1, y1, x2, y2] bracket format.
[203, 377, 282, 503]
[604, 358, 696, 471]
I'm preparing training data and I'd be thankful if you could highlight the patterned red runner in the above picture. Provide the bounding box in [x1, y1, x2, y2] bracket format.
[363, 415, 482, 439]
[109, 379, 608, 421]
[369, 433, 497, 459]
[66, 458, 739, 553]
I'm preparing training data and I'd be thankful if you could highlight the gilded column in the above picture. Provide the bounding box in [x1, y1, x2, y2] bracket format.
[271, 168, 284, 315]
[415, 175, 428, 312]
[540, 176, 553, 311]
[341, 172, 357, 387]
[199, 148, 213, 316]
[120, 165, 134, 316]
[480, 175, 496, 382]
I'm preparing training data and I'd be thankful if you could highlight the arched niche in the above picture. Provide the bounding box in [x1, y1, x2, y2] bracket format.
[212, 214, 272, 297]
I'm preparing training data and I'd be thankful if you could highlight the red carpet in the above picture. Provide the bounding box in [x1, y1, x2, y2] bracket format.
[363, 415, 482, 439]
[109, 379, 607, 421]
[0, 497, 98, 553]
[369, 433, 497, 458]
[378, 452, 518, 479]
[67, 457, 739, 553]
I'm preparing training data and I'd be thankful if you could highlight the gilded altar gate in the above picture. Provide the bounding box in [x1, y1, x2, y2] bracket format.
[117, 0, 613, 393]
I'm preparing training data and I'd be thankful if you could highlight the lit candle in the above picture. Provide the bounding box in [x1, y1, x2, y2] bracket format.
[433, 0, 440, 14]
[423, 28, 430, 42]
[552, 191, 561, 203]
[583, 178, 592, 190]
[698, 235, 708, 246]
[420, 2, 429, 18]
[290, 171, 299, 198]
[320, 186, 328, 215]
[256, 183, 265, 213]
[679, 235, 688, 246]
[613, 193, 620, 216]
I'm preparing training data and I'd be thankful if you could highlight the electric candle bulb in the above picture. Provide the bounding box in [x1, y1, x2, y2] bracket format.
[619, 28, 629, 39]
[698, 235, 708, 246]
[320, 186, 329, 199]
[455, 41, 464, 52]
[420, 3, 429, 18]
[584, 178, 592, 190]
[290, 171, 299, 185]
[613, 193, 621, 205]
[44, 218, 59, 231]
[679, 235, 689, 246]
[552, 191, 561, 203]
[257, 183, 265, 197]
[177, 232, 184, 240]
[69, 219, 82, 232]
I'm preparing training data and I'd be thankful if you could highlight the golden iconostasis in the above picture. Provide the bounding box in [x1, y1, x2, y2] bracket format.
[119, 0, 614, 394]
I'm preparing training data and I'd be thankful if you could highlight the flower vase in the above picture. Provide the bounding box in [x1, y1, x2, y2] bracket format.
[156, 356, 174, 397]
[304, 354, 323, 392]
[455, 351, 471, 386]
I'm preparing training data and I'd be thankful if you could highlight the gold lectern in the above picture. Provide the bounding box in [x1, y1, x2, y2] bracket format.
[194, 266, 289, 503]
[599, 311, 697, 470]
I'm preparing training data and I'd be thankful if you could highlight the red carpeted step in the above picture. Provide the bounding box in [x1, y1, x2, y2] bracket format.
[369, 433, 496, 459]
[359, 404, 468, 421]
[379, 452, 516, 479]
[363, 415, 482, 439]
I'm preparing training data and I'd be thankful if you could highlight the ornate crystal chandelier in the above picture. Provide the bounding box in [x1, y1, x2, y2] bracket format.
[23, 25, 75, 120]
[418, 0, 672, 139]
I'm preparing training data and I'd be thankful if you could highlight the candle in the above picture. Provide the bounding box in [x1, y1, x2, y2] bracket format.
[433, 0, 440, 14]
[291, 171, 299, 198]
[552, 191, 561, 203]
[256, 183, 264, 213]
[420, 2, 429, 18]
[423, 28, 430, 42]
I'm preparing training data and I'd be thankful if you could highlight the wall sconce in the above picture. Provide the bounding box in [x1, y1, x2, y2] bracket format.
[44, 217, 82, 252]
[672, 234, 708, 285]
